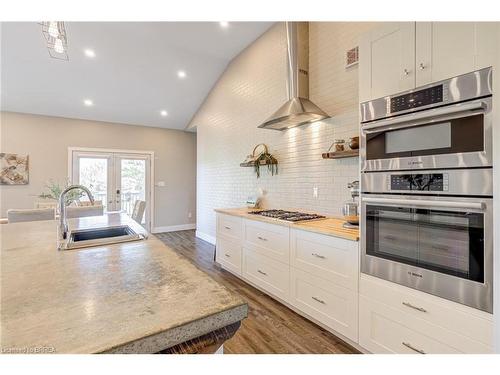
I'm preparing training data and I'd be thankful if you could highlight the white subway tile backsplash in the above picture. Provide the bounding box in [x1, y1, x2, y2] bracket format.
[190, 22, 377, 238]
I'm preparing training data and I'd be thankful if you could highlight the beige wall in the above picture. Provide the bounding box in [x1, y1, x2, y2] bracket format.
[0, 112, 197, 229]
[189, 22, 378, 242]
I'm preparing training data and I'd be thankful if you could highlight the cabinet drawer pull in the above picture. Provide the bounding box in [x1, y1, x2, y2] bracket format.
[402, 342, 425, 354]
[311, 296, 325, 304]
[257, 269, 267, 276]
[402, 301, 427, 313]
[419, 62, 426, 70]
[403, 68, 410, 76]
[224, 253, 231, 258]
[224, 226, 231, 230]
[257, 236, 268, 241]
[311, 253, 326, 259]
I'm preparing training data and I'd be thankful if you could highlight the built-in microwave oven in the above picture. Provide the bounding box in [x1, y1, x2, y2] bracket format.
[360, 67, 492, 172]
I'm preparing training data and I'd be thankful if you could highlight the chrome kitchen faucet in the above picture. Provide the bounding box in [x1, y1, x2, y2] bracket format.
[58, 185, 95, 243]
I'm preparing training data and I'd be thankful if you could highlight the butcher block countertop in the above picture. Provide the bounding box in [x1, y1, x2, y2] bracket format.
[214, 208, 359, 241]
[0, 213, 247, 354]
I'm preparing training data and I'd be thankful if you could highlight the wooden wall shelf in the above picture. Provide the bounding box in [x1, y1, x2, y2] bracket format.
[240, 160, 278, 167]
[322, 150, 359, 159]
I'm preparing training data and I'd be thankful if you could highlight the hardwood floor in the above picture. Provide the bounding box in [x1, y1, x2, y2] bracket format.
[155, 230, 359, 354]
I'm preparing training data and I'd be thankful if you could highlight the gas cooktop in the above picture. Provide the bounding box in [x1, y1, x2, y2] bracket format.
[248, 209, 325, 222]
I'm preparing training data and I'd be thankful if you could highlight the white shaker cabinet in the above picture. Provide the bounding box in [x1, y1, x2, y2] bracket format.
[360, 22, 499, 102]
[359, 22, 415, 102]
[415, 22, 498, 86]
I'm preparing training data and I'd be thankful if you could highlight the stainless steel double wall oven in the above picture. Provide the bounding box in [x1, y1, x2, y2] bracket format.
[360, 67, 494, 313]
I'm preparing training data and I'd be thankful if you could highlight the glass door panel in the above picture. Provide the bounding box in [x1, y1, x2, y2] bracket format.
[118, 158, 146, 223]
[78, 158, 109, 208]
[71, 150, 151, 230]
[365, 204, 485, 282]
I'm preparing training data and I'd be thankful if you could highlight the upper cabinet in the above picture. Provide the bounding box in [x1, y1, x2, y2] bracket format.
[360, 22, 499, 102]
[415, 22, 498, 86]
[359, 23, 415, 103]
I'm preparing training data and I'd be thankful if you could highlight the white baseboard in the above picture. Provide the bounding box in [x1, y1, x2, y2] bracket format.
[195, 230, 216, 245]
[152, 223, 196, 234]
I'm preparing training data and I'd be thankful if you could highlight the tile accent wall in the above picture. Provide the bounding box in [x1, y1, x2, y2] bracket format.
[190, 22, 377, 242]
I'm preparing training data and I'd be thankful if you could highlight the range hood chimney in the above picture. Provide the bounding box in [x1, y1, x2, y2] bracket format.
[258, 22, 329, 131]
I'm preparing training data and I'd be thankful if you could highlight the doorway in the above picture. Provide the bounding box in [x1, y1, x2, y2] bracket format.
[69, 147, 154, 230]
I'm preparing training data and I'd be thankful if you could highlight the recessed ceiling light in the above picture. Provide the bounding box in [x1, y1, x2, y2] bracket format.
[219, 21, 229, 28]
[160, 110, 168, 117]
[83, 99, 93, 106]
[177, 70, 187, 79]
[84, 49, 96, 58]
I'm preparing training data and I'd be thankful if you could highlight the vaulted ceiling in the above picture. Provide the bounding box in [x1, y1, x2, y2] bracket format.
[1, 22, 274, 130]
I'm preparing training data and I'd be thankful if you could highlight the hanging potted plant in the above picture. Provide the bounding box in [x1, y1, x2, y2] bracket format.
[241, 144, 278, 178]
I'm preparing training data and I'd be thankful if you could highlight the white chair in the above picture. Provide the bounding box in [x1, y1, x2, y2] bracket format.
[7, 208, 55, 223]
[66, 205, 104, 219]
[131, 200, 146, 224]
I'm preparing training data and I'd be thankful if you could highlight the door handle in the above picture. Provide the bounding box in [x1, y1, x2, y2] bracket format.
[311, 253, 326, 259]
[362, 197, 485, 211]
[402, 342, 425, 354]
[257, 269, 267, 276]
[402, 301, 427, 313]
[311, 296, 326, 304]
[257, 236, 268, 241]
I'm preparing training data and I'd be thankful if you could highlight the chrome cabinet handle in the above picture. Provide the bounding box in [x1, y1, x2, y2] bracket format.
[311, 296, 325, 304]
[224, 253, 231, 258]
[362, 197, 485, 211]
[311, 253, 326, 259]
[257, 269, 267, 276]
[224, 226, 231, 230]
[419, 63, 426, 70]
[402, 301, 427, 313]
[257, 236, 268, 241]
[402, 342, 425, 354]
[404, 68, 410, 76]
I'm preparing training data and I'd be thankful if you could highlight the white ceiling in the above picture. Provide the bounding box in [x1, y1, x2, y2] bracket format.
[1, 22, 274, 130]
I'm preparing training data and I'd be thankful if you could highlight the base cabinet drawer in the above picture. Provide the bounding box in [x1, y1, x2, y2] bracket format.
[359, 295, 492, 354]
[244, 219, 290, 264]
[242, 249, 289, 301]
[216, 237, 242, 276]
[290, 229, 358, 289]
[217, 214, 243, 242]
[290, 268, 358, 342]
[360, 275, 493, 347]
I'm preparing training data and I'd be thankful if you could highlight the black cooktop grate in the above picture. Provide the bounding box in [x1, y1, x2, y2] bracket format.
[248, 209, 325, 222]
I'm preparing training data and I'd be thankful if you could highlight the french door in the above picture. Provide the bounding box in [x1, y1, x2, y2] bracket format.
[70, 149, 152, 230]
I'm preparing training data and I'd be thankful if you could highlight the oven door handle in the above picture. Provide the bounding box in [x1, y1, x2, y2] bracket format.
[361, 100, 487, 132]
[362, 197, 485, 211]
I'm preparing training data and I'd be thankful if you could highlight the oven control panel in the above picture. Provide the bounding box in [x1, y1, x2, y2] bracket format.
[390, 84, 444, 113]
[388, 173, 449, 192]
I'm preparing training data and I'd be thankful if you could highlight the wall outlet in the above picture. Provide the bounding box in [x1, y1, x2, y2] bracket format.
[188, 212, 192, 219]
[313, 187, 319, 198]
[156, 181, 165, 187]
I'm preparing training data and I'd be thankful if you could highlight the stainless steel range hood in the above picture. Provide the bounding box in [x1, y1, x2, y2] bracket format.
[259, 22, 329, 131]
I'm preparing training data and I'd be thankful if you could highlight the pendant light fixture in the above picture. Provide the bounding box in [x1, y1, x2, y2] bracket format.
[39, 21, 69, 61]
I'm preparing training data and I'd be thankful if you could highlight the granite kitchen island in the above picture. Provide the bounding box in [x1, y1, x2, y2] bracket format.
[0, 213, 247, 354]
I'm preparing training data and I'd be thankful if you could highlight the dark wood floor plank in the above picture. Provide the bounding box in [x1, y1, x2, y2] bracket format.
[155, 230, 359, 354]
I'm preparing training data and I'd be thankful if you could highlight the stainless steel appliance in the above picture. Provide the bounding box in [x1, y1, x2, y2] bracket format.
[342, 180, 360, 228]
[248, 210, 325, 222]
[360, 67, 492, 172]
[258, 22, 329, 130]
[361, 168, 493, 313]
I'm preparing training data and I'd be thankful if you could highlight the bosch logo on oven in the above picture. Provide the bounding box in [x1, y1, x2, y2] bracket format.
[408, 271, 423, 278]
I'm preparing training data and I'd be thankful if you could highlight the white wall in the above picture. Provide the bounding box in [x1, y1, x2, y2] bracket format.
[0, 112, 197, 230]
[190, 22, 377, 243]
